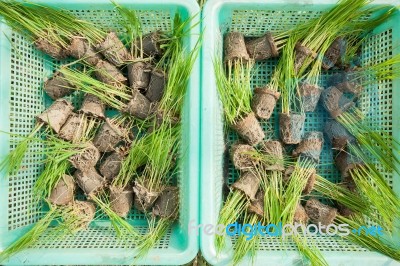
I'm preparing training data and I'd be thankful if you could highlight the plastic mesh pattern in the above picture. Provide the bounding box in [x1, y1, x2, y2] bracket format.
[6, 8, 176, 249]
[219, 9, 393, 252]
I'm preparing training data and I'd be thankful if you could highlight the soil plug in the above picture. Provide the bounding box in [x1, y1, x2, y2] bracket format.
[298, 82, 322, 112]
[74, 167, 106, 198]
[79, 94, 105, 119]
[48, 174, 75, 206]
[324, 119, 356, 151]
[293, 131, 324, 164]
[328, 71, 363, 96]
[283, 165, 316, 194]
[127, 61, 151, 89]
[96, 31, 131, 66]
[44, 71, 74, 100]
[251, 86, 280, 119]
[224, 32, 250, 63]
[94, 59, 128, 86]
[152, 186, 179, 220]
[305, 198, 337, 227]
[73, 200, 97, 229]
[69, 142, 100, 171]
[123, 89, 153, 120]
[232, 171, 261, 200]
[36, 99, 74, 134]
[99, 150, 124, 181]
[68, 36, 102, 66]
[293, 203, 309, 224]
[260, 140, 285, 171]
[245, 32, 279, 61]
[145, 69, 167, 102]
[93, 118, 128, 152]
[322, 37, 345, 70]
[230, 143, 258, 170]
[335, 150, 364, 178]
[35, 35, 68, 60]
[133, 181, 161, 212]
[294, 43, 317, 73]
[320, 86, 354, 118]
[279, 112, 306, 144]
[58, 113, 86, 142]
[139, 31, 163, 57]
[109, 185, 134, 218]
[248, 190, 264, 218]
[336, 182, 357, 217]
[232, 112, 265, 146]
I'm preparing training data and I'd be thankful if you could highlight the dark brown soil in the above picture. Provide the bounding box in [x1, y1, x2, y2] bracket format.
[127, 61, 152, 89]
[324, 119, 356, 151]
[320, 86, 354, 118]
[44, 71, 74, 100]
[292, 131, 324, 164]
[305, 198, 337, 227]
[299, 82, 322, 112]
[74, 167, 106, 198]
[336, 183, 356, 217]
[335, 151, 364, 178]
[35, 37, 68, 60]
[69, 142, 100, 171]
[224, 32, 250, 63]
[74, 200, 96, 229]
[322, 37, 344, 70]
[36, 99, 74, 133]
[79, 94, 105, 119]
[96, 31, 132, 66]
[251, 86, 280, 119]
[153, 186, 179, 220]
[139, 31, 162, 57]
[245, 32, 279, 61]
[133, 181, 161, 212]
[94, 60, 128, 86]
[230, 143, 257, 170]
[68, 36, 102, 66]
[123, 89, 153, 119]
[58, 113, 86, 142]
[48, 174, 75, 206]
[93, 118, 128, 152]
[293, 203, 309, 224]
[294, 43, 317, 73]
[260, 140, 284, 171]
[248, 190, 264, 218]
[109, 185, 134, 218]
[145, 69, 167, 102]
[279, 113, 305, 144]
[329, 72, 363, 96]
[232, 112, 265, 146]
[283, 166, 295, 184]
[232, 171, 260, 200]
[99, 151, 124, 181]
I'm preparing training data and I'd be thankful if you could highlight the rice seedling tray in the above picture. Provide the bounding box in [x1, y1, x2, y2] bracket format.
[200, 0, 400, 265]
[0, 0, 200, 265]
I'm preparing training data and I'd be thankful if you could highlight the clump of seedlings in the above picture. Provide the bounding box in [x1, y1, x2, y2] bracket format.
[214, 0, 400, 264]
[214, 58, 265, 146]
[0, 2, 201, 262]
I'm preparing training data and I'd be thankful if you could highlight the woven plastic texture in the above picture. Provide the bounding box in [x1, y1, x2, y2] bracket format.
[0, 0, 200, 265]
[201, 0, 400, 265]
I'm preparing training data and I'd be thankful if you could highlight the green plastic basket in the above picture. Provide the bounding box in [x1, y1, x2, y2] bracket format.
[0, 0, 200, 265]
[200, 0, 400, 265]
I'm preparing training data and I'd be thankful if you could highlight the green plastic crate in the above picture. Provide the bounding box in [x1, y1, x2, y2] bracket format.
[0, 0, 200, 265]
[200, 0, 400, 265]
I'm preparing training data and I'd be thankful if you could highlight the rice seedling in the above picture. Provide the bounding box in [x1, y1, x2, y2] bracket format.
[293, 233, 329, 266]
[0, 201, 97, 263]
[337, 215, 400, 261]
[313, 174, 372, 216]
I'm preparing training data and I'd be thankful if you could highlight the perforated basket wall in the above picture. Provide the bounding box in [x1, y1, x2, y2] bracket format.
[201, 0, 400, 265]
[0, 0, 200, 265]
